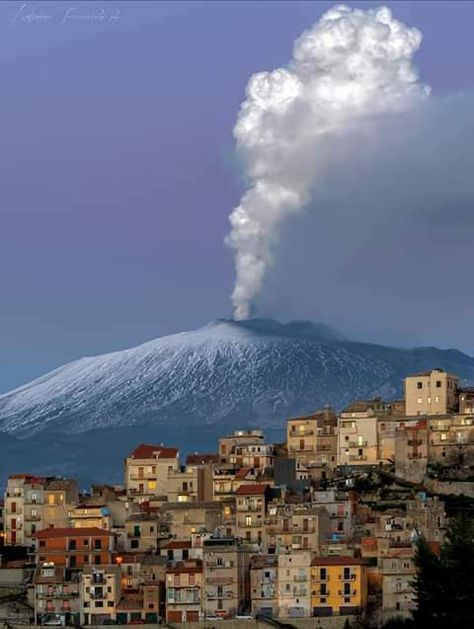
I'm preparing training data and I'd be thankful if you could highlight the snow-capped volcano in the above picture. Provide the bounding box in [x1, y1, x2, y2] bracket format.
[1, 318, 474, 439]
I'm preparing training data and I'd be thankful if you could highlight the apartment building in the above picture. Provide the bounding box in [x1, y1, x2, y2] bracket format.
[81, 564, 122, 625]
[265, 503, 330, 553]
[229, 443, 274, 471]
[405, 369, 459, 416]
[184, 454, 217, 501]
[381, 549, 416, 619]
[395, 420, 429, 483]
[313, 490, 357, 542]
[235, 484, 271, 545]
[34, 527, 115, 568]
[124, 513, 170, 552]
[124, 444, 179, 503]
[43, 479, 78, 529]
[4, 474, 46, 547]
[311, 556, 367, 617]
[459, 388, 474, 414]
[69, 504, 112, 530]
[338, 406, 379, 467]
[250, 555, 278, 618]
[33, 565, 81, 626]
[165, 559, 203, 623]
[160, 501, 223, 539]
[277, 550, 312, 618]
[287, 409, 338, 468]
[219, 430, 265, 464]
[202, 537, 251, 619]
[166, 466, 200, 503]
[428, 414, 474, 463]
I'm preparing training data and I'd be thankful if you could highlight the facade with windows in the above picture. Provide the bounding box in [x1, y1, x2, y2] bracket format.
[310, 556, 367, 617]
[33, 565, 81, 626]
[81, 564, 122, 625]
[34, 527, 115, 568]
[405, 369, 458, 416]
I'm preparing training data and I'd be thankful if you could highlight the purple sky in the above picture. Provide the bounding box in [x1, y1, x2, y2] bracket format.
[1, 1, 474, 392]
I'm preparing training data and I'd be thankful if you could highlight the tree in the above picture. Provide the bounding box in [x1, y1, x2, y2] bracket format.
[412, 516, 474, 628]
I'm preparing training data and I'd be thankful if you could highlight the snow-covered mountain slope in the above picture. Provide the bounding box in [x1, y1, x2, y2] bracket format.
[1, 318, 474, 438]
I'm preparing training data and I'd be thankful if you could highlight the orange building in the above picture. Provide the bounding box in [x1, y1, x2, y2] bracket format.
[34, 527, 115, 568]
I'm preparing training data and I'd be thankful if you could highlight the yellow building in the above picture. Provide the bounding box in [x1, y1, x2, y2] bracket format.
[405, 369, 458, 416]
[310, 556, 367, 617]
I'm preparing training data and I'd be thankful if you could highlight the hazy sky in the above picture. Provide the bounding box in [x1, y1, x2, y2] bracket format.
[1, 1, 473, 392]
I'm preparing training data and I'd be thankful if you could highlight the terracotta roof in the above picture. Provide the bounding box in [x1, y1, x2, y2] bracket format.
[34, 527, 113, 539]
[236, 483, 269, 496]
[8, 474, 47, 484]
[235, 467, 252, 479]
[311, 556, 367, 566]
[162, 540, 192, 550]
[129, 444, 179, 460]
[186, 454, 219, 465]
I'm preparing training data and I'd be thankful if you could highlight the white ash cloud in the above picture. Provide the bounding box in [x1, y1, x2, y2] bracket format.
[226, 4, 429, 320]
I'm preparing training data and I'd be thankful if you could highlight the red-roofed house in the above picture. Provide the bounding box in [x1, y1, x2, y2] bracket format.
[34, 527, 115, 568]
[235, 484, 271, 544]
[125, 444, 179, 503]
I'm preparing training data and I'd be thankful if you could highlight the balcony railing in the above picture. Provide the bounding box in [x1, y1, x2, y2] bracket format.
[348, 441, 368, 448]
[348, 454, 368, 461]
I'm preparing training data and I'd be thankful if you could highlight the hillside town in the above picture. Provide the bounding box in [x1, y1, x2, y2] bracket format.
[1, 368, 474, 628]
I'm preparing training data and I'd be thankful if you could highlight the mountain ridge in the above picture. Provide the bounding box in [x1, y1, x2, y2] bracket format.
[1, 318, 473, 440]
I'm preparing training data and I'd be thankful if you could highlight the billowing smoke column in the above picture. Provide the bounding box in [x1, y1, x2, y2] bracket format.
[227, 4, 430, 320]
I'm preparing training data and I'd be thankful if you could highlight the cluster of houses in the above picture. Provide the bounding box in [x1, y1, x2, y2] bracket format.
[0, 368, 473, 626]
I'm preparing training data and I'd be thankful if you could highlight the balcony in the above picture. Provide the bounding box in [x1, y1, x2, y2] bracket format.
[348, 441, 368, 448]
[293, 575, 308, 583]
[316, 444, 333, 452]
[25, 514, 42, 522]
[407, 439, 423, 446]
[348, 454, 368, 461]
[339, 574, 356, 581]
[338, 590, 357, 597]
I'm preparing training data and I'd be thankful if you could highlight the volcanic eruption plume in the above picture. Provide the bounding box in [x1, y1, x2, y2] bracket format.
[226, 4, 429, 320]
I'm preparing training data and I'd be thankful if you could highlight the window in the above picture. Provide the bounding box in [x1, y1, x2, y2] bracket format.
[69, 540, 77, 550]
[435, 396, 439, 403]
[417, 398, 423, 404]
[343, 567, 351, 580]
[148, 480, 156, 491]
[94, 539, 102, 550]
[95, 601, 103, 608]
[436, 380, 442, 388]
[440, 433, 447, 441]
[320, 568, 327, 580]
[94, 555, 101, 565]
[245, 515, 252, 527]
[417, 382, 423, 389]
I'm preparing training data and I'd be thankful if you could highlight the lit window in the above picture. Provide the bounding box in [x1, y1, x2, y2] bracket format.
[417, 398, 423, 404]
